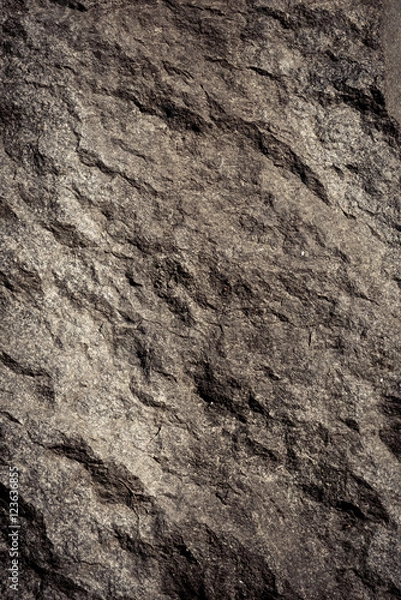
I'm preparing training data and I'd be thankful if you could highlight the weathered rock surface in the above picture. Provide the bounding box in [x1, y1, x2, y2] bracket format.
[1, 1, 401, 598]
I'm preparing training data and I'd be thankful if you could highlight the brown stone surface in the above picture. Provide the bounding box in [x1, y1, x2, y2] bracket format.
[0, 1, 401, 599]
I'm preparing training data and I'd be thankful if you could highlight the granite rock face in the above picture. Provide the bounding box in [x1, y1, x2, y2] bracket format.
[1, 1, 401, 598]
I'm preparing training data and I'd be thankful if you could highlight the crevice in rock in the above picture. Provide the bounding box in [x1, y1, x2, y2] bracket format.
[48, 0, 88, 12]
[48, 437, 152, 509]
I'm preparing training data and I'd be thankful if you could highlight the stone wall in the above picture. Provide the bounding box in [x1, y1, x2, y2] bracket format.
[0, 1, 401, 598]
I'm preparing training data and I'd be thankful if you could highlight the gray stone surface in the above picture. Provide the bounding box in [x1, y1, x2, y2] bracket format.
[0, 1, 401, 598]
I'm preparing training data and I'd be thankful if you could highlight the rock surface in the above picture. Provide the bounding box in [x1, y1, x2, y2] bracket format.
[1, 1, 401, 598]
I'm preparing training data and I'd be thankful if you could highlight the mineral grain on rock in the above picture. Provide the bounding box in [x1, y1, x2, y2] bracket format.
[1, 1, 401, 599]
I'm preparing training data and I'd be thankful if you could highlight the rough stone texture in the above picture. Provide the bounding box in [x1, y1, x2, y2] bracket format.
[382, 0, 401, 123]
[1, 1, 401, 599]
